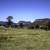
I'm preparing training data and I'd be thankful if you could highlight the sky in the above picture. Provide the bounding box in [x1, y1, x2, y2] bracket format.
[0, 0, 50, 23]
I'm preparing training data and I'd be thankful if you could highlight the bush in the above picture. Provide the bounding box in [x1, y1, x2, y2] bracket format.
[19, 23, 24, 28]
[40, 25, 48, 30]
[35, 24, 39, 29]
[28, 26, 34, 29]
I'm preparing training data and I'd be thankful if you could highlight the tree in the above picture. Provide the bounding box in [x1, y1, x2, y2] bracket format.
[35, 24, 39, 29]
[7, 16, 13, 27]
[47, 21, 50, 30]
[19, 23, 23, 28]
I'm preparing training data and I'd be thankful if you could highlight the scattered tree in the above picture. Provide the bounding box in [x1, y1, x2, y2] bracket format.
[19, 23, 23, 28]
[35, 24, 39, 29]
[7, 16, 13, 27]
[47, 21, 50, 30]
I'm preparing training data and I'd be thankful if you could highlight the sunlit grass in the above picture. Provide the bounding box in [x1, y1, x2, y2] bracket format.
[0, 27, 50, 50]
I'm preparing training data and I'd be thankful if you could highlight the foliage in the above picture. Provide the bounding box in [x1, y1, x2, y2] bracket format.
[27, 26, 34, 29]
[35, 24, 39, 29]
[19, 23, 24, 28]
[7, 16, 13, 27]
[47, 21, 50, 30]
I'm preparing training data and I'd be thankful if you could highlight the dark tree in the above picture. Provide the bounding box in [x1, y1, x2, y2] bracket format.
[35, 24, 39, 29]
[19, 23, 23, 28]
[28, 26, 34, 29]
[7, 16, 13, 27]
[47, 21, 50, 30]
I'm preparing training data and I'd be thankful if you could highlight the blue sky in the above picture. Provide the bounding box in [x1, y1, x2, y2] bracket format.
[0, 0, 50, 23]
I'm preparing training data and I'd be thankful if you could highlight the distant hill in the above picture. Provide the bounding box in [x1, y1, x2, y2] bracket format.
[33, 18, 50, 26]
[18, 21, 32, 26]
[0, 18, 50, 28]
[0, 21, 32, 27]
[0, 21, 7, 26]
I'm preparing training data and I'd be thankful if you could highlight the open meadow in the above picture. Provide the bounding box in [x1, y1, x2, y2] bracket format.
[0, 27, 50, 50]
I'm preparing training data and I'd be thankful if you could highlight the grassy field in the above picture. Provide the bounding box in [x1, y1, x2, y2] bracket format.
[0, 27, 50, 50]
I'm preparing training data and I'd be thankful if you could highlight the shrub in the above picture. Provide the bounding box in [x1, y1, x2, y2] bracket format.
[40, 25, 48, 30]
[28, 26, 34, 29]
[34, 24, 39, 29]
[19, 23, 24, 28]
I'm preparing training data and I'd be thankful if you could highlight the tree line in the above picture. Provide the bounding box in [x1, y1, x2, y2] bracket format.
[0, 16, 50, 30]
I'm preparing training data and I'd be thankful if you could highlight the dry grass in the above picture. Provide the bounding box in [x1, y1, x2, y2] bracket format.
[0, 28, 50, 50]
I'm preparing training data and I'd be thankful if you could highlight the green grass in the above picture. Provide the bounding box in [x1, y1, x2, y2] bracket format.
[0, 28, 50, 50]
